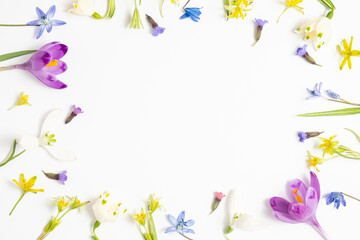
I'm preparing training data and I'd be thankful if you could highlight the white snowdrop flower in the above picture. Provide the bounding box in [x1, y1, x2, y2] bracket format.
[296, 17, 332, 50]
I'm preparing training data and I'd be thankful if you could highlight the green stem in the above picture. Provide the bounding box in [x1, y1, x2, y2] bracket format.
[37, 232, 49, 240]
[0, 50, 36, 62]
[180, 234, 194, 240]
[324, 97, 360, 107]
[340, 192, 360, 202]
[148, 213, 157, 240]
[277, 6, 289, 23]
[0, 140, 26, 167]
[9, 192, 26, 215]
[91, 221, 101, 240]
[0, 24, 29, 26]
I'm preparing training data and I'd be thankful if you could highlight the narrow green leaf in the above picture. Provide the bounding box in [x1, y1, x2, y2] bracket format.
[344, 128, 360, 144]
[298, 108, 360, 117]
[330, 146, 360, 160]
[109, 0, 116, 19]
[0, 50, 36, 62]
[92, 12, 103, 19]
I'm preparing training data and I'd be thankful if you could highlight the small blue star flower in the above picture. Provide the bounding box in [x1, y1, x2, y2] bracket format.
[27, 5, 66, 39]
[306, 82, 322, 99]
[165, 211, 195, 236]
[326, 192, 346, 209]
[180, 8, 202, 22]
[326, 90, 340, 99]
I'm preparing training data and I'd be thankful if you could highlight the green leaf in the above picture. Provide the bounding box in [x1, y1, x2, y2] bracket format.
[330, 146, 360, 160]
[148, 213, 157, 240]
[344, 128, 360, 144]
[0, 50, 36, 62]
[298, 108, 360, 117]
[109, 0, 116, 19]
[92, 12, 103, 19]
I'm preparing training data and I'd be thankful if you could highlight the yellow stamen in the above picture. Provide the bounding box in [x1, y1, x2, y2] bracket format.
[292, 188, 305, 204]
[45, 60, 58, 67]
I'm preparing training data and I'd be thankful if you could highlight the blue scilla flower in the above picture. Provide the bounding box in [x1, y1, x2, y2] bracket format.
[27, 5, 66, 39]
[326, 192, 346, 209]
[180, 8, 202, 22]
[326, 90, 340, 99]
[306, 82, 322, 99]
[165, 211, 195, 236]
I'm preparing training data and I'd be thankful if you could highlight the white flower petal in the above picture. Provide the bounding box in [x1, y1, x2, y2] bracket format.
[40, 109, 62, 136]
[227, 189, 241, 222]
[19, 135, 39, 150]
[92, 193, 120, 223]
[313, 17, 332, 50]
[42, 145, 76, 161]
[69, 0, 95, 16]
[234, 214, 269, 231]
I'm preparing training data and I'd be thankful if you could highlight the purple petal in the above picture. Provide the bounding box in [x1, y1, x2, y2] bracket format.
[51, 20, 66, 26]
[27, 19, 43, 26]
[43, 60, 67, 75]
[41, 43, 68, 60]
[45, 23, 53, 33]
[305, 187, 319, 212]
[46, 5, 56, 19]
[310, 171, 320, 202]
[269, 197, 291, 214]
[185, 219, 195, 227]
[288, 203, 313, 222]
[36, 7, 46, 18]
[28, 51, 52, 71]
[168, 214, 178, 226]
[177, 211, 185, 223]
[182, 228, 195, 234]
[289, 179, 308, 203]
[31, 70, 67, 89]
[165, 226, 176, 233]
[273, 211, 298, 224]
[35, 25, 46, 39]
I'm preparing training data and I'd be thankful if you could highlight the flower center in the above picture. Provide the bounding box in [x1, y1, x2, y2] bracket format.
[292, 188, 305, 204]
[45, 60, 58, 67]
[39, 132, 56, 146]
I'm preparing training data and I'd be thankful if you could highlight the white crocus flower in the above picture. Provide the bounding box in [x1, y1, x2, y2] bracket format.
[69, 0, 95, 16]
[295, 17, 332, 50]
[225, 190, 269, 236]
[92, 192, 122, 223]
[19, 109, 76, 161]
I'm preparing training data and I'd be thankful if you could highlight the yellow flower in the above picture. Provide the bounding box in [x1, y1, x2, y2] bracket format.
[277, 0, 304, 23]
[8, 92, 31, 111]
[13, 173, 44, 193]
[131, 207, 149, 226]
[53, 196, 70, 212]
[318, 135, 343, 157]
[225, 0, 253, 19]
[307, 151, 326, 172]
[10, 173, 44, 215]
[148, 194, 162, 213]
[337, 36, 360, 70]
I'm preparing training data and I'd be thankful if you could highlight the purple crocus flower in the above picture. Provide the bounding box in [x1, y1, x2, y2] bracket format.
[65, 105, 83, 124]
[326, 192, 346, 209]
[180, 7, 202, 22]
[270, 172, 329, 239]
[2, 42, 68, 89]
[27, 5, 66, 39]
[307, 82, 322, 99]
[43, 170, 68, 185]
[326, 90, 340, 99]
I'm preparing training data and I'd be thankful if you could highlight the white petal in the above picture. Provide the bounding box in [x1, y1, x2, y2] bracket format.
[313, 17, 332, 50]
[19, 135, 39, 150]
[295, 17, 319, 33]
[92, 193, 120, 223]
[42, 145, 76, 161]
[40, 109, 62, 136]
[234, 214, 269, 231]
[69, 0, 95, 16]
[227, 189, 241, 222]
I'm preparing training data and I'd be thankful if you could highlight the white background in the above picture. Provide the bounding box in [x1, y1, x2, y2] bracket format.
[1, 0, 360, 239]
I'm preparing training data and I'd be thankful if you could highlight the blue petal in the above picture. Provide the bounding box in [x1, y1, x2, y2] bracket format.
[168, 214, 178, 226]
[46, 5, 56, 19]
[46, 23, 53, 33]
[35, 25, 46, 39]
[180, 13, 190, 20]
[185, 219, 195, 227]
[326, 194, 334, 205]
[190, 15, 200, 22]
[182, 228, 195, 234]
[36, 7, 46, 18]
[51, 20, 66, 26]
[165, 226, 177, 233]
[334, 200, 340, 209]
[340, 195, 346, 207]
[27, 19, 43, 26]
[186, 8, 202, 16]
[177, 211, 185, 223]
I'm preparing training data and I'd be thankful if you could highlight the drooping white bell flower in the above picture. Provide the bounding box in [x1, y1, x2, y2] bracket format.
[69, 0, 95, 16]
[225, 190, 269, 236]
[92, 192, 122, 223]
[19, 109, 76, 161]
[295, 17, 332, 50]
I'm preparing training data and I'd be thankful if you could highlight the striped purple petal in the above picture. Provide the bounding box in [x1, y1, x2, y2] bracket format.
[44, 60, 67, 75]
[28, 51, 52, 71]
[31, 70, 67, 89]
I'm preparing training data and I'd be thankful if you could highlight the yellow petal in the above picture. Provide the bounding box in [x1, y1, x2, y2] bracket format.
[340, 57, 348, 70]
[20, 173, 26, 186]
[29, 188, 44, 193]
[13, 179, 25, 191]
[26, 176, 37, 190]
[343, 39, 349, 51]
[349, 36, 354, 50]
[348, 56, 352, 69]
